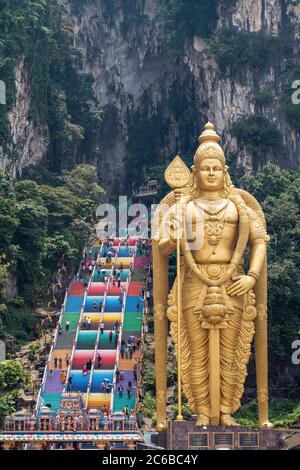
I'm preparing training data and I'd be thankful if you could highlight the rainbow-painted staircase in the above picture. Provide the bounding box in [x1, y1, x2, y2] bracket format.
[36, 236, 148, 420]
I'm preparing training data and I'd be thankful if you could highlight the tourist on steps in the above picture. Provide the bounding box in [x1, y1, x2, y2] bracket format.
[65, 354, 70, 367]
[123, 405, 129, 419]
[97, 353, 102, 368]
[61, 370, 66, 384]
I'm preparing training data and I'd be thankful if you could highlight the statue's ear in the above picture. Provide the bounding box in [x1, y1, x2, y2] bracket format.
[189, 169, 198, 194]
[224, 166, 233, 187]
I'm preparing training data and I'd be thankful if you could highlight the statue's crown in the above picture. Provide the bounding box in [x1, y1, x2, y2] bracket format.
[194, 121, 225, 166]
[199, 121, 221, 144]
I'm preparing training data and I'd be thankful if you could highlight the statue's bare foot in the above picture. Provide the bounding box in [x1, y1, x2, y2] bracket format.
[196, 414, 210, 426]
[220, 414, 238, 426]
[261, 421, 273, 430]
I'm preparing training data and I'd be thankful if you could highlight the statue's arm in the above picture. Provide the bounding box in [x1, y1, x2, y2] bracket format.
[158, 237, 176, 257]
[248, 241, 267, 281]
[247, 207, 268, 282]
[157, 204, 177, 257]
[228, 208, 267, 297]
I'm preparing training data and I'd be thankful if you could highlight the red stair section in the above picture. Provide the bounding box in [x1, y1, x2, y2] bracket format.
[69, 282, 86, 296]
[127, 282, 143, 296]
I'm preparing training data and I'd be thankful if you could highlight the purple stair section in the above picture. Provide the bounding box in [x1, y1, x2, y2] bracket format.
[44, 371, 64, 394]
[117, 370, 136, 390]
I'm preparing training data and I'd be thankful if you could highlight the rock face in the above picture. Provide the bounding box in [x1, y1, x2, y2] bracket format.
[0, 56, 49, 179]
[65, 0, 299, 191]
[2, 0, 300, 188]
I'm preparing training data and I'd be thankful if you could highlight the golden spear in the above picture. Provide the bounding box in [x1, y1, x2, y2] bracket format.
[164, 155, 191, 421]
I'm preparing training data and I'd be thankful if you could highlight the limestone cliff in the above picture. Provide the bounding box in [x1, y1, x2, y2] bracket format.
[0, 57, 48, 178]
[1, 0, 300, 189]
[63, 0, 300, 191]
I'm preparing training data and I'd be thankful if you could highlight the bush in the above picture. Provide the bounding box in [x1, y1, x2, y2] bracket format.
[235, 400, 300, 428]
[241, 164, 300, 394]
[0, 393, 17, 427]
[141, 359, 155, 394]
[0, 360, 26, 389]
[254, 89, 274, 107]
[140, 392, 156, 419]
[231, 115, 282, 168]
[160, 0, 218, 54]
[1, 306, 39, 345]
[210, 28, 289, 77]
[29, 344, 41, 362]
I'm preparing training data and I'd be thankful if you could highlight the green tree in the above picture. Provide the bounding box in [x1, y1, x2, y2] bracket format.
[0, 360, 26, 389]
[210, 28, 289, 77]
[160, 0, 218, 53]
[232, 116, 282, 169]
[0, 393, 16, 427]
[0, 172, 19, 250]
[14, 200, 48, 304]
[242, 164, 300, 393]
[62, 164, 104, 203]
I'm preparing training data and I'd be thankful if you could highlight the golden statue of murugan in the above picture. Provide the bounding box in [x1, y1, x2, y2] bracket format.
[153, 122, 273, 431]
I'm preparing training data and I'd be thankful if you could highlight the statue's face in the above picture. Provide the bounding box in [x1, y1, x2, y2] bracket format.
[196, 158, 224, 191]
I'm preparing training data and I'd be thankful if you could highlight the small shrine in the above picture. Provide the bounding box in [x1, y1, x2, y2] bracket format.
[54, 393, 87, 431]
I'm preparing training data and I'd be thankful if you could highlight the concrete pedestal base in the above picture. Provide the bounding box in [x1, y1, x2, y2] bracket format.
[153, 419, 281, 450]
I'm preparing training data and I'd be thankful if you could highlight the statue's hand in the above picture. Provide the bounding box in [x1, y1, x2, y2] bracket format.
[227, 275, 255, 297]
[166, 211, 181, 244]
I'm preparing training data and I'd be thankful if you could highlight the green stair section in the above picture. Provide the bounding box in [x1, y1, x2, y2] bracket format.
[123, 312, 143, 331]
[61, 313, 80, 331]
[113, 393, 136, 412]
[93, 270, 112, 282]
[41, 393, 62, 413]
[98, 331, 117, 349]
[77, 330, 97, 349]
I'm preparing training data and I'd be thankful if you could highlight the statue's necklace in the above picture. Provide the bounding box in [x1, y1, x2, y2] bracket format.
[194, 200, 229, 252]
[195, 200, 229, 221]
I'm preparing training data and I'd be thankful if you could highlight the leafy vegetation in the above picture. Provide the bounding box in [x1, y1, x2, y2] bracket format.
[125, 72, 200, 189]
[0, 0, 102, 170]
[159, 0, 218, 53]
[254, 89, 274, 108]
[0, 360, 27, 426]
[241, 164, 300, 395]
[235, 400, 300, 429]
[232, 115, 282, 169]
[210, 28, 290, 78]
[0, 306, 39, 344]
[0, 164, 103, 324]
